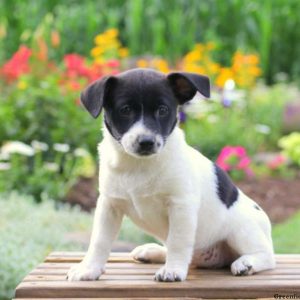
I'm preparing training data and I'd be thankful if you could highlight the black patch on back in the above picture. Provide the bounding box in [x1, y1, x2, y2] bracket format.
[214, 164, 238, 208]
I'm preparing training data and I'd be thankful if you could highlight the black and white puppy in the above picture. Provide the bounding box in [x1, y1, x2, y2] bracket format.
[67, 68, 275, 282]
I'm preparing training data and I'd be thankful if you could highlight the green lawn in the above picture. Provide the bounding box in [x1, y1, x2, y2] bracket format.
[272, 212, 300, 253]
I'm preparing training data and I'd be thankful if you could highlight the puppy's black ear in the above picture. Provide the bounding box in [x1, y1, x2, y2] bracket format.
[80, 76, 116, 118]
[167, 72, 210, 104]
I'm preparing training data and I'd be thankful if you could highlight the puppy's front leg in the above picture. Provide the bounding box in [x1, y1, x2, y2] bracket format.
[155, 200, 197, 282]
[67, 196, 123, 281]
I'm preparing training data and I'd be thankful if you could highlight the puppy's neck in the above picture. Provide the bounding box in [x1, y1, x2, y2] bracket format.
[100, 125, 185, 170]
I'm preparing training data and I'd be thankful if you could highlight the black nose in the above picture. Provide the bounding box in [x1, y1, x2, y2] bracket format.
[138, 136, 155, 152]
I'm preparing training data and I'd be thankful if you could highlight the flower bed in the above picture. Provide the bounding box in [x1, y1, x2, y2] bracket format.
[0, 28, 299, 203]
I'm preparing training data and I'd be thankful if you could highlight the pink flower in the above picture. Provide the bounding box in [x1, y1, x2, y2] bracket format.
[267, 154, 286, 170]
[216, 145, 253, 178]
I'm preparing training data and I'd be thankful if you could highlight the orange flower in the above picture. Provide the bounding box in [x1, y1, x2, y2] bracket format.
[137, 59, 148, 68]
[51, 31, 60, 48]
[36, 37, 48, 61]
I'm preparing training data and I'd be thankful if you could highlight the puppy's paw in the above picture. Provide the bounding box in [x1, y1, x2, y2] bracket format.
[231, 257, 254, 276]
[154, 266, 187, 282]
[66, 263, 104, 281]
[131, 243, 166, 264]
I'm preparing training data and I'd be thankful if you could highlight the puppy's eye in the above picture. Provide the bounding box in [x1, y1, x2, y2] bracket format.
[157, 105, 169, 117]
[119, 105, 132, 117]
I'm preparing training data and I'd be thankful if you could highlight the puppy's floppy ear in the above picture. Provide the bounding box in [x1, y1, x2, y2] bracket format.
[80, 76, 116, 118]
[167, 72, 210, 104]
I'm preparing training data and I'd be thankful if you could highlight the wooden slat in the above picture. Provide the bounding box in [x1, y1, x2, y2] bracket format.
[15, 253, 300, 299]
[15, 279, 300, 299]
[23, 273, 300, 282]
[29, 267, 300, 276]
[12, 297, 274, 300]
[45, 252, 300, 263]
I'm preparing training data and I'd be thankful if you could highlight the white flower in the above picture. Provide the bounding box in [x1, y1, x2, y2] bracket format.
[255, 124, 271, 135]
[1, 141, 35, 156]
[0, 162, 11, 170]
[0, 151, 10, 160]
[53, 143, 70, 153]
[74, 148, 90, 157]
[44, 162, 59, 172]
[31, 140, 49, 151]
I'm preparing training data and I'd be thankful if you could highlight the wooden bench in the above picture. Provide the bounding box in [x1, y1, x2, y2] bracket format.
[15, 252, 300, 299]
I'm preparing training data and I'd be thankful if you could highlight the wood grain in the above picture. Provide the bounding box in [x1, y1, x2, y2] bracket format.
[15, 253, 300, 299]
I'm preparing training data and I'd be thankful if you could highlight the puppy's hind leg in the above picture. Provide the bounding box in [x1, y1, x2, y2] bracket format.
[227, 224, 275, 276]
[131, 243, 166, 264]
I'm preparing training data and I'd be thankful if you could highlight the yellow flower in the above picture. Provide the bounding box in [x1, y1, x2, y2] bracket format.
[119, 47, 129, 58]
[208, 62, 220, 74]
[183, 50, 202, 63]
[17, 81, 27, 90]
[216, 68, 234, 88]
[137, 59, 148, 68]
[94, 34, 106, 46]
[90, 46, 104, 57]
[105, 28, 119, 39]
[153, 59, 170, 73]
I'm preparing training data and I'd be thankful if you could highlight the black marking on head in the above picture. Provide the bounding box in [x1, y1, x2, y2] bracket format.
[214, 163, 238, 208]
[254, 205, 261, 211]
[103, 69, 178, 142]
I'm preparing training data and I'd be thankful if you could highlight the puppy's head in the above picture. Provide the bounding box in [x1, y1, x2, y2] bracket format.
[81, 68, 210, 157]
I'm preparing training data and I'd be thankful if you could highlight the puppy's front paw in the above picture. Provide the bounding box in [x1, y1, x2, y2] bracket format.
[67, 263, 104, 281]
[231, 257, 254, 276]
[154, 266, 187, 282]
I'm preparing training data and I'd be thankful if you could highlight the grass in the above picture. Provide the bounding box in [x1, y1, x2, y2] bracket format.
[273, 212, 300, 253]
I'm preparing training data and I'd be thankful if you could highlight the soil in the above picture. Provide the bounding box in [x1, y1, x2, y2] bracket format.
[237, 177, 300, 223]
[66, 175, 300, 224]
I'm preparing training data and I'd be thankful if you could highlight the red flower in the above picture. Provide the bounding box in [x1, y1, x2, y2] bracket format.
[64, 54, 90, 78]
[0, 45, 31, 82]
[106, 59, 120, 68]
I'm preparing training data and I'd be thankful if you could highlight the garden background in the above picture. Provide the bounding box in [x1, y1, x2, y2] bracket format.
[1, 0, 300, 299]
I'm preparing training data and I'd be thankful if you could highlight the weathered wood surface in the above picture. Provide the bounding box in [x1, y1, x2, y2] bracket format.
[15, 252, 300, 299]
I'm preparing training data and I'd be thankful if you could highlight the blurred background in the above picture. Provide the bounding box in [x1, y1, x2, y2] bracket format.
[1, 0, 300, 298]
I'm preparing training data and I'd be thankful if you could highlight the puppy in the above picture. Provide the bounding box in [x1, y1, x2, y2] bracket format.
[67, 68, 275, 282]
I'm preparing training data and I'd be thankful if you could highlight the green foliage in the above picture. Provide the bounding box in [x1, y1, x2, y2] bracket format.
[278, 132, 300, 166]
[0, 75, 101, 154]
[0, 192, 91, 300]
[0, 0, 300, 82]
[184, 83, 293, 160]
[273, 212, 300, 253]
[0, 73, 101, 201]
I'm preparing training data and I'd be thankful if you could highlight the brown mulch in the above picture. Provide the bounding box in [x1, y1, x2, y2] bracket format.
[66, 176, 300, 224]
[237, 177, 300, 224]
